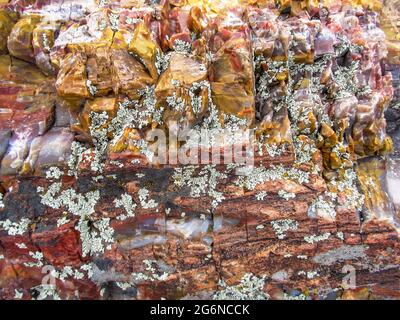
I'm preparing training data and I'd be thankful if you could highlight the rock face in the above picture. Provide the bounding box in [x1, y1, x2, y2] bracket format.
[0, 0, 399, 300]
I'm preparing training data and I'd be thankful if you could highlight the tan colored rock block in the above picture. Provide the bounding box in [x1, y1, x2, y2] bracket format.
[7, 15, 41, 63]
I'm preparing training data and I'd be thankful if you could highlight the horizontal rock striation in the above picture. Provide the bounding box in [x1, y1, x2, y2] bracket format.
[0, 0, 399, 300]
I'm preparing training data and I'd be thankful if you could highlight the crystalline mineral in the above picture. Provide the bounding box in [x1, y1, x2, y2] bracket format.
[0, 0, 399, 301]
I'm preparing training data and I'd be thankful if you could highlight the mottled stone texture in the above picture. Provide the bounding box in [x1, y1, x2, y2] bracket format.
[0, 0, 399, 300]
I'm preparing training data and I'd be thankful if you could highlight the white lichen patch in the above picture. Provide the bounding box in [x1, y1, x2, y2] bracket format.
[98, 0, 109, 7]
[24, 251, 44, 268]
[45, 167, 63, 180]
[138, 188, 158, 209]
[213, 273, 269, 300]
[155, 49, 171, 74]
[86, 80, 98, 96]
[188, 81, 209, 115]
[298, 270, 319, 279]
[0, 218, 30, 236]
[308, 192, 337, 220]
[173, 165, 227, 209]
[76, 217, 114, 257]
[88, 111, 110, 173]
[293, 136, 317, 166]
[31, 284, 61, 300]
[265, 143, 286, 158]
[130, 260, 170, 283]
[278, 190, 296, 201]
[108, 13, 119, 31]
[56, 216, 70, 227]
[114, 193, 136, 220]
[50, 265, 85, 282]
[125, 16, 143, 25]
[80, 263, 95, 279]
[337, 169, 365, 210]
[235, 165, 309, 191]
[173, 39, 192, 54]
[37, 183, 99, 217]
[41, 33, 51, 51]
[304, 232, 331, 244]
[166, 92, 186, 112]
[307, 270, 319, 279]
[255, 191, 267, 201]
[109, 89, 160, 133]
[283, 292, 309, 300]
[270, 219, 299, 239]
[67, 141, 88, 176]
[37, 182, 114, 257]
[109, 160, 124, 168]
[297, 255, 308, 260]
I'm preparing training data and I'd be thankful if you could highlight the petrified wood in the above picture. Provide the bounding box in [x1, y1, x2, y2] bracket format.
[0, 0, 399, 300]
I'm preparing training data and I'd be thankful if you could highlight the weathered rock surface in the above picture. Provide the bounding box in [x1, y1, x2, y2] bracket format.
[0, 0, 399, 301]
